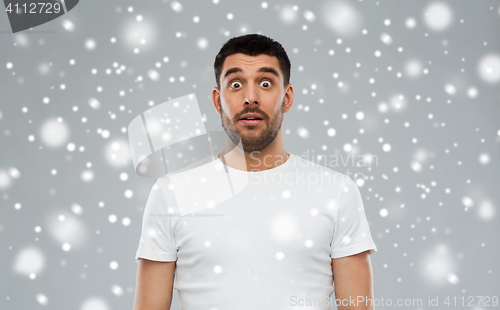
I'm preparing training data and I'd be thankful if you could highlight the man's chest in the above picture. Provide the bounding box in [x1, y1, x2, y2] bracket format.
[171, 199, 335, 272]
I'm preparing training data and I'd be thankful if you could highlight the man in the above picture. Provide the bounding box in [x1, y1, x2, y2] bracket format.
[133, 34, 377, 310]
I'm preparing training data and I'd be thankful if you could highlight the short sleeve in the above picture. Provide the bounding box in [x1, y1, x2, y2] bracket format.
[330, 175, 377, 259]
[135, 180, 178, 261]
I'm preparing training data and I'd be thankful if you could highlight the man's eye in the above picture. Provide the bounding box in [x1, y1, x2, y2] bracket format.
[260, 80, 271, 87]
[230, 81, 242, 88]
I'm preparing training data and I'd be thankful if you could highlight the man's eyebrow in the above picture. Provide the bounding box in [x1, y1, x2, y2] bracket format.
[223, 67, 280, 79]
[258, 67, 280, 78]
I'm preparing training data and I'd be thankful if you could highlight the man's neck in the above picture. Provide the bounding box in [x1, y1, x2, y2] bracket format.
[218, 148, 290, 172]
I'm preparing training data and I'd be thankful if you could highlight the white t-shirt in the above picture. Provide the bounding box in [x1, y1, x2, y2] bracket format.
[135, 153, 377, 310]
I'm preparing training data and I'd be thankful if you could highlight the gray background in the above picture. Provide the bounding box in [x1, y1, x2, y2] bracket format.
[1, 0, 500, 309]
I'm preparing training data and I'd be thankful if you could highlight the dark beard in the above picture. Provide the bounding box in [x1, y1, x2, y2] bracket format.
[220, 97, 285, 153]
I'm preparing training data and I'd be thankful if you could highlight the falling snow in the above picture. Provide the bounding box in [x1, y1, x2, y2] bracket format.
[1, 1, 499, 309]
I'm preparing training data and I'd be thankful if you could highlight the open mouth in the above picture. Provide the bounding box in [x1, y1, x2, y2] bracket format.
[239, 117, 263, 126]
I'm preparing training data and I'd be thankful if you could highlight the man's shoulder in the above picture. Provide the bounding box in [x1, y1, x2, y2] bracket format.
[151, 176, 183, 215]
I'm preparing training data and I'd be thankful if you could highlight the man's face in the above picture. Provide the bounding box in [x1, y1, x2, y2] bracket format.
[213, 53, 293, 153]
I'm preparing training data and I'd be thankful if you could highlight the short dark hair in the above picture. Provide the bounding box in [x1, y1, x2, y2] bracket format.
[214, 34, 291, 90]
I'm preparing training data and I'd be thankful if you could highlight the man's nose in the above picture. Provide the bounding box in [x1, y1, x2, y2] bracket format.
[243, 84, 259, 106]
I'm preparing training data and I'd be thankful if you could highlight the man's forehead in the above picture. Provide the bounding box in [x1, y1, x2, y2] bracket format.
[222, 54, 281, 77]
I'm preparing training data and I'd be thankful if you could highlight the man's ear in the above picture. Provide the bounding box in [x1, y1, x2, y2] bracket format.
[211, 87, 222, 115]
[284, 83, 294, 113]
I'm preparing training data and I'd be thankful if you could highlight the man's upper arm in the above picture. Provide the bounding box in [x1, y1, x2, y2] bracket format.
[332, 250, 374, 310]
[330, 175, 377, 259]
[135, 180, 179, 262]
[133, 258, 176, 310]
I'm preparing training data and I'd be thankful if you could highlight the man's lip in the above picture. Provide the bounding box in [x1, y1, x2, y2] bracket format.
[239, 113, 263, 120]
[240, 119, 263, 125]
